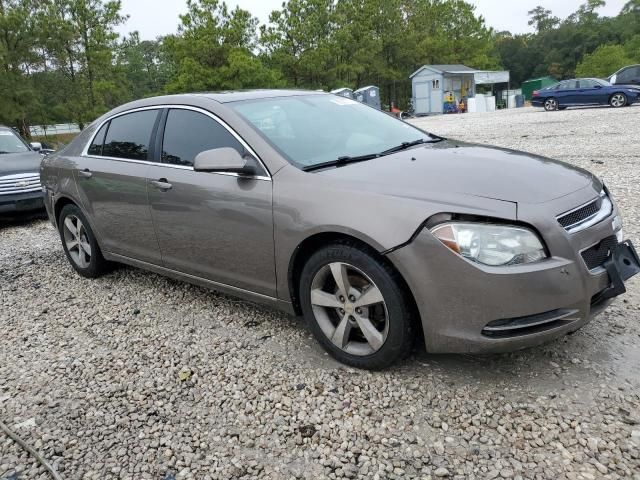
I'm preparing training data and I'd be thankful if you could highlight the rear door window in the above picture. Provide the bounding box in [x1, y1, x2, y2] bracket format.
[102, 110, 159, 161]
[161, 109, 244, 167]
[87, 122, 109, 156]
[620, 67, 640, 82]
[559, 81, 578, 90]
[618, 68, 632, 82]
[578, 80, 597, 88]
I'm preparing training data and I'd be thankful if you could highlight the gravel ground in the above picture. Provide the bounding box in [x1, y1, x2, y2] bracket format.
[2, 106, 640, 480]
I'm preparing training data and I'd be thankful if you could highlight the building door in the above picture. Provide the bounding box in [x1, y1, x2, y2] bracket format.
[430, 79, 443, 113]
[414, 82, 430, 114]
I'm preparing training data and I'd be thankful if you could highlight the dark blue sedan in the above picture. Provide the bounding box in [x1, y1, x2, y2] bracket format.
[531, 78, 640, 111]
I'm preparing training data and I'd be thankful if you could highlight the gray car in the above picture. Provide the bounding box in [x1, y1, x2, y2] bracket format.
[0, 126, 45, 214]
[40, 90, 640, 369]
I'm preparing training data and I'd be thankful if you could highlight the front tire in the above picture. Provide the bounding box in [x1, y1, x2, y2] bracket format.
[544, 98, 559, 111]
[58, 204, 110, 278]
[610, 93, 627, 108]
[299, 242, 415, 370]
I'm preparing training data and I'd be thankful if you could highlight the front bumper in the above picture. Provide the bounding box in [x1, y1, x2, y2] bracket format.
[388, 187, 637, 354]
[0, 190, 44, 214]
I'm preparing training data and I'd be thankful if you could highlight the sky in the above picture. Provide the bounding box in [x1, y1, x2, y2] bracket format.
[116, 0, 628, 40]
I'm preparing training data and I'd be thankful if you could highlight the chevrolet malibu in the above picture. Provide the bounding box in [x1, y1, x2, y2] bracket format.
[40, 91, 639, 369]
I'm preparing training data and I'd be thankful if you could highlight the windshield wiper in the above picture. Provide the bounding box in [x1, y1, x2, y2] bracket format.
[302, 153, 380, 172]
[379, 137, 443, 156]
[302, 136, 445, 172]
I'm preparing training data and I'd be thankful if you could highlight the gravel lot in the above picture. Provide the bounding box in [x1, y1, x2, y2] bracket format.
[2, 106, 640, 480]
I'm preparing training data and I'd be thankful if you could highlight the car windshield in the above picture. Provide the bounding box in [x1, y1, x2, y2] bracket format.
[0, 129, 30, 154]
[592, 78, 611, 86]
[229, 95, 435, 168]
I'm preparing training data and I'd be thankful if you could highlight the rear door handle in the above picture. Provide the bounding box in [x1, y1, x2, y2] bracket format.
[78, 168, 92, 179]
[150, 178, 172, 191]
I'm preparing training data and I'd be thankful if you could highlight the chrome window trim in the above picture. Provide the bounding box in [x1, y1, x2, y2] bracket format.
[75, 154, 270, 181]
[558, 191, 613, 234]
[80, 104, 272, 181]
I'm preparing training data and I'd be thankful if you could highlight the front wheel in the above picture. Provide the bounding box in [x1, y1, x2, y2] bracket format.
[544, 98, 559, 111]
[299, 243, 415, 370]
[610, 93, 627, 108]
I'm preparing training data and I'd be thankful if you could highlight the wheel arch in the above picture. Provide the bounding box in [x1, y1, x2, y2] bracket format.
[287, 232, 422, 337]
[544, 97, 559, 109]
[53, 195, 78, 227]
[609, 91, 628, 103]
[53, 195, 104, 248]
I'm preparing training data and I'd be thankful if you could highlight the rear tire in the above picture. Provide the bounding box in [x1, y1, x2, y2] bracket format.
[58, 204, 110, 278]
[299, 242, 415, 370]
[610, 93, 627, 108]
[544, 98, 559, 111]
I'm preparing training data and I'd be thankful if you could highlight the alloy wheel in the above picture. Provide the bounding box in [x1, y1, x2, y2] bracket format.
[611, 94, 626, 107]
[63, 215, 92, 269]
[310, 262, 389, 356]
[544, 99, 558, 111]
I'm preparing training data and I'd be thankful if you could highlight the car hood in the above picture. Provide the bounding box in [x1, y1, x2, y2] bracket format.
[0, 151, 42, 176]
[317, 140, 596, 205]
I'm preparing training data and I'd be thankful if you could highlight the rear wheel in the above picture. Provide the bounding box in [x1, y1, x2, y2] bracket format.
[544, 98, 559, 111]
[299, 243, 415, 370]
[58, 204, 110, 278]
[610, 93, 627, 108]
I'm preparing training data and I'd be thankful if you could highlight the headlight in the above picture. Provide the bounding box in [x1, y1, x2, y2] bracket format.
[430, 223, 547, 266]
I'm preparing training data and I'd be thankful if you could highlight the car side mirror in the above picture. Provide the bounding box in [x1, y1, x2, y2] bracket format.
[594, 85, 602, 89]
[30, 142, 42, 151]
[193, 147, 257, 175]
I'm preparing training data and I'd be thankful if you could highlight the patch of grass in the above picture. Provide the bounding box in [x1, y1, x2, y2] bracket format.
[31, 133, 77, 149]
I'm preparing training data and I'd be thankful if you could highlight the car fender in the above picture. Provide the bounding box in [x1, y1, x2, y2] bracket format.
[272, 164, 517, 301]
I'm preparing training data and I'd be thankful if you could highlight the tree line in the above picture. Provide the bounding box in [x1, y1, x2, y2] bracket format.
[1, 0, 639, 137]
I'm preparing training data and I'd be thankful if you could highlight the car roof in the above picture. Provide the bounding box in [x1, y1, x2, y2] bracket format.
[0, 126, 18, 135]
[101, 90, 328, 118]
[191, 89, 325, 103]
[559, 78, 604, 82]
[615, 64, 640, 72]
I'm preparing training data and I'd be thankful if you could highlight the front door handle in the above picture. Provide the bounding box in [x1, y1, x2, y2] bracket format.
[150, 178, 173, 191]
[78, 168, 92, 179]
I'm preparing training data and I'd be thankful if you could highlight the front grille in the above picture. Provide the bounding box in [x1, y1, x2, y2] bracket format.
[0, 173, 41, 195]
[557, 190, 614, 234]
[557, 199, 600, 228]
[581, 235, 618, 271]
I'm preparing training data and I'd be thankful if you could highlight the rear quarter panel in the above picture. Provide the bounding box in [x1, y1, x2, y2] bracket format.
[40, 124, 100, 235]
